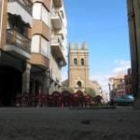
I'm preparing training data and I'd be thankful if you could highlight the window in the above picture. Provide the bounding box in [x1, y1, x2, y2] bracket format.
[42, 6, 50, 27]
[77, 81, 82, 88]
[81, 58, 84, 65]
[33, 3, 41, 19]
[31, 35, 40, 53]
[41, 37, 49, 57]
[74, 58, 77, 65]
[33, 3, 50, 28]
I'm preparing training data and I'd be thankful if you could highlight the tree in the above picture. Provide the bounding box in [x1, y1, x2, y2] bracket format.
[84, 88, 96, 97]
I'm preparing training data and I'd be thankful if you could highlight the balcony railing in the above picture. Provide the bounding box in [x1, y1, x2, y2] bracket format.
[51, 36, 63, 47]
[51, 11, 63, 29]
[6, 29, 31, 53]
[52, 11, 63, 20]
[8, 0, 32, 15]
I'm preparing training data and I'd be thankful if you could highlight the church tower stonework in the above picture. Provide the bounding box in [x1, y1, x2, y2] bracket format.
[68, 43, 89, 92]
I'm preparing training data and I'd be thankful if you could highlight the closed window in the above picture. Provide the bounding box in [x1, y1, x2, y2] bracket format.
[33, 3, 41, 19]
[41, 37, 49, 57]
[33, 3, 50, 27]
[31, 35, 40, 53]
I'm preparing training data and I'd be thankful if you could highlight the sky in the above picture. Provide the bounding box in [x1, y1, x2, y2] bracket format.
[62, 0, 131, 93]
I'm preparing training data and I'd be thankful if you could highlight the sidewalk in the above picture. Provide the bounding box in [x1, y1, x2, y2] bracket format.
[0, 107, 140, 140]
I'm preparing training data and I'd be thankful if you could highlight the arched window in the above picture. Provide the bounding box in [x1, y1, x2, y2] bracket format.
[74, 58, 77, 65]
[77, 81, 82, 88]
[81, 58, 84, 65]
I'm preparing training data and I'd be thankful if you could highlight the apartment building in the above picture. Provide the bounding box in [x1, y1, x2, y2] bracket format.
[0, 0, 33, 106]
[0, 0, 67, 106]
[29, 0, 51, 95]
[49, 0, 67, 93]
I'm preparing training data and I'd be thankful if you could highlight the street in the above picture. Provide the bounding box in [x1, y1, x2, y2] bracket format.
[0, 107, 140, 140]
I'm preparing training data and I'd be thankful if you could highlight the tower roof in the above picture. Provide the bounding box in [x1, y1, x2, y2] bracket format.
[69, 42, 88, 50]
[82, 42, 88, 50]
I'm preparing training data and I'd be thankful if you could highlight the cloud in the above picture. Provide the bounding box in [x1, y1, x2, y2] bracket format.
[113, 59, 130, 74]
[90, 75, 112, 93]
[90, 59, 131, 93]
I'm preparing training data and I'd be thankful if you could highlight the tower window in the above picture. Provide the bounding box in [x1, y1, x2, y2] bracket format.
[81, 58, 84, 65]
[77, 81, 82, 88]
[74, 58, 77, 65]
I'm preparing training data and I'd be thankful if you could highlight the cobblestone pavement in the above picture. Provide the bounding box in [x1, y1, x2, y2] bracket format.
[0, 107, 140, 140]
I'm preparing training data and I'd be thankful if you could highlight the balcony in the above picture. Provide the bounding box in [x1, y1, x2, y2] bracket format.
[4, 29, 31, 60]
[51, 36, 66, 66]
[51, 11, 63, 30]
[30, 54, 50, 69]
[7, 0, 32, 26]
[53, 0, 62, 8]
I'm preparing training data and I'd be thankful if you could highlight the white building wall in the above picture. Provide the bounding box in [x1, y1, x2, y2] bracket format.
[49, 0, 67, 92]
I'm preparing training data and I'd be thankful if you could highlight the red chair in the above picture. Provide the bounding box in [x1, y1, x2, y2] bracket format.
[52, 91, 61, 107]
[62, 91, 72, 107]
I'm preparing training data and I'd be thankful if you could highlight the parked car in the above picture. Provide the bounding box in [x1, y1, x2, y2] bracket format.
[113, 95, 134, 106]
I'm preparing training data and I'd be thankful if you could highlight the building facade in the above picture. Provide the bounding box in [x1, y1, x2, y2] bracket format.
[109, 74, 125, 99]
[124, 68, 132, 95]
[50, 0, 67, 93]
[0, 0, 67, 106]
[0, 0, 33, 106]
[127, 0, 140, 108]
[29, 0, 51, 96]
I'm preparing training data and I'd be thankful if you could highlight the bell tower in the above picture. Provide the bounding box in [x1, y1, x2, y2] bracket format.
[68, 42, 89, 92]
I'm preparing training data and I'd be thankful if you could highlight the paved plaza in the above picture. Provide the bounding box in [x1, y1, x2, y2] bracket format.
[0, 107, 140, 140]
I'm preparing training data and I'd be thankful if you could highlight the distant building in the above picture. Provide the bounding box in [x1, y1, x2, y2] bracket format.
[124, 68, 132, 95]
[109, 74, 125, 98]
[62, 42, 102, 95]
